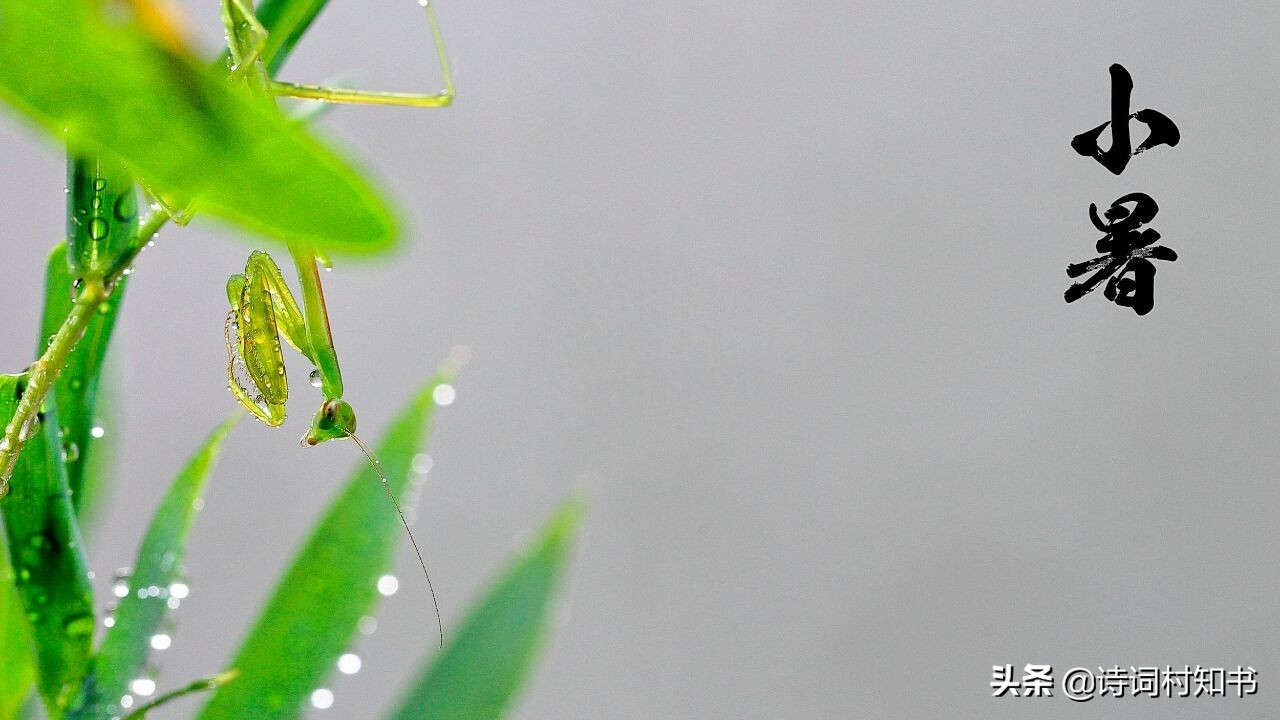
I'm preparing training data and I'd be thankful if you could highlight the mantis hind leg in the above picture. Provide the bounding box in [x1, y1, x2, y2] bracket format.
[221, 0, 270, 78]
[268, 1, 454, 108]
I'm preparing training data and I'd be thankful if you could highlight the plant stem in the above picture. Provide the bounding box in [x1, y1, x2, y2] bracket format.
[0, 211, 169, 496]
[119, 671, 239, 720]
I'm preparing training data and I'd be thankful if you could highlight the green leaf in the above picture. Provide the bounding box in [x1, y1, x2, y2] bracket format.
[40, 242, 128, 513]
[197, 371, 458, 720]
[0, 528, 38, 720]
[0, 1, 399, 254]
[0, 375, 95, 717]
[68, 415, 241, 720]
[252, 0, 334, 75]
[388, 498, 584, 720]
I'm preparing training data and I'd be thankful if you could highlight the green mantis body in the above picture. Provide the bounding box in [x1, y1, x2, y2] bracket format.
[217, 0, 454, 643]
[224, 246, 354, 446]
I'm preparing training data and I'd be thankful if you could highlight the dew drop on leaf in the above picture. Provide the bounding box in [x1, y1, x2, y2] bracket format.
[63, 612, 95, 640]
[88, 217, 109, 241]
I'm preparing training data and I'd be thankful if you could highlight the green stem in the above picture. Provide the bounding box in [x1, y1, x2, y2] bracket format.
[0, 211, 169, 496]
[119, 671, 239, 720]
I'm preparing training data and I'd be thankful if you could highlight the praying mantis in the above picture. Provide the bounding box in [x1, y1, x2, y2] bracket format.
[214, 0, 456, 644]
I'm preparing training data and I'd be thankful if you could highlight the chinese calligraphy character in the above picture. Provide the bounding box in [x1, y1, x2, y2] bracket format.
[1072, 63, 1180, 175]
[1064, 192, 1177, 315]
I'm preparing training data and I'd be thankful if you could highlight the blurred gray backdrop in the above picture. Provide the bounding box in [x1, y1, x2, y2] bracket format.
[1, 1, 1277, 718]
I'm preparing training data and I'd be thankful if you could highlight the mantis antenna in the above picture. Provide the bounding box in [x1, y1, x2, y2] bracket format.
[346, 429, 444, 649]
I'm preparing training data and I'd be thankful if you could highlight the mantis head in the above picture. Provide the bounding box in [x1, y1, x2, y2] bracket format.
[301, 398, 358, 446]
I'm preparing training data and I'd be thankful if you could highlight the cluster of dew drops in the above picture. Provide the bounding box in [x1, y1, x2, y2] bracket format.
[99, 563, 188, 718]
[91, 446, 439, 717]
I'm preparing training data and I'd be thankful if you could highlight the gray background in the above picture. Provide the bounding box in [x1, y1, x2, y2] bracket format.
[1, 1, 1276, 718]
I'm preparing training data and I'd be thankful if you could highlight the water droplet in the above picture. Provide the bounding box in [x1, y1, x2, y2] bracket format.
[63, 442, 80, 463]
[449, 344, 472, 366]
[64, 613, 94, 639]
[47, 334, 56, 347]
[69, 377, 84, 391]
[150, 633, 172, 650]
[91, 196, 102, 210]
[310, 689, 334, 709]
[357, 616, 377, 635]
[93, 178, 106, 192]
[119, 694, 134, 709]
[88, 217, 109, 241]
[129, 678, 156, 697]
[376, 575, 399, 596]
[411, 453, 433, 475]
[308, 370, 323, 388]
[432, 384, 456, 406]
[98, 302, 112, 315]
[169, 582, 190, 599]
[18, 414, 39, 442]
[103, 616, 115, 628]
[167, 597, 181, 610]
[90, 425, 106, 439]
[121, 266, 134, 276]
[337, 653, 361, 674]
[113, 193, 136, 223]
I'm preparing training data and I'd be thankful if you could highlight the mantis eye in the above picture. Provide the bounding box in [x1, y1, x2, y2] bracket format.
[304, 399, 358, 446]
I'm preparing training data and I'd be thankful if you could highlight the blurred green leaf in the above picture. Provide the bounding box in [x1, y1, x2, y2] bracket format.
[68, 415, 240, 719]
[0, 1, 399, 254]
[197, 371, 457, 720]
[388, 498, 584, 720]
[0, 527, 38, 719]
[40, 242, 128, 514]
[0, 375, 95, 717]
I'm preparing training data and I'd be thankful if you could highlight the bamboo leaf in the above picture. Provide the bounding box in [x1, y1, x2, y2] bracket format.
[40, 242, 128, 513]
[0, 527, 38, 720]
[68, 416, 240, 719]
[196, 371, 457, 720]
[387, 498, 584, 720]
[0, 375, 95, 716]
[0, 1, 399, 254]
